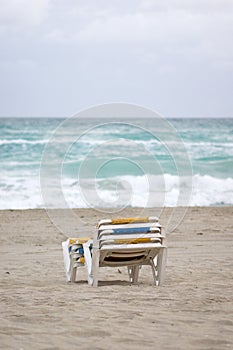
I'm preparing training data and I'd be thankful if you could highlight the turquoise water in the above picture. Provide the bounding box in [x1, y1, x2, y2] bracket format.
[0, 117, 232, 208]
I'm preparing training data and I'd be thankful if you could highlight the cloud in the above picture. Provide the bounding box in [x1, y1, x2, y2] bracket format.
[0, 0, 49, 28]
[1, 0, 233, 64]
[33, 0, 232, 67]
[72, 4, 233, 70]
[0, 0, 232, 116]
[140, 0, 233, 14]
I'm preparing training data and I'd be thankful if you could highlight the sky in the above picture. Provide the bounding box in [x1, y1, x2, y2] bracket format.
[0, 0, 233, 118]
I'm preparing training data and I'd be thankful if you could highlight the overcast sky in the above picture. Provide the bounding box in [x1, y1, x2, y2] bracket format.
[0, 0, 233, 117]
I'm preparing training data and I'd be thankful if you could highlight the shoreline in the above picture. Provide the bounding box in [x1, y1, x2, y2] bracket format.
[0, 207, 232, 349]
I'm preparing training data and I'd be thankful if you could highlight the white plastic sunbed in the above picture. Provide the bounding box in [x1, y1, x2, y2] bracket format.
[82, 216, 167, 287]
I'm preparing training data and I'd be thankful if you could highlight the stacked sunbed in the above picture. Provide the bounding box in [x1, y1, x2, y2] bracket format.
[62, 216, 167, 286]
[62, 238, 91, 282]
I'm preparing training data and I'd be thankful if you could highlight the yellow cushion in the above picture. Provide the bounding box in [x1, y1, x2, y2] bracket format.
[110, 217, 150, 225]
[69, 237, 91, 245]
[113, 237, 153, 244]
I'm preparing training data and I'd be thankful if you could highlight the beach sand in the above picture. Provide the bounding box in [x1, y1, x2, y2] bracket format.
[0, 207, 232, 349]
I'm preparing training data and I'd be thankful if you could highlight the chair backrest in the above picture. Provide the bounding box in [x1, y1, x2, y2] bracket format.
[95, 217, 165, 267]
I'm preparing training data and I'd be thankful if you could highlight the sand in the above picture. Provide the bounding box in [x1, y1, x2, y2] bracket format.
[0, 207, 232, 350]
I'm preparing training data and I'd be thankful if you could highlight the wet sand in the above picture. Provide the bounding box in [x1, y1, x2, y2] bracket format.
[0, 207, 233, 349]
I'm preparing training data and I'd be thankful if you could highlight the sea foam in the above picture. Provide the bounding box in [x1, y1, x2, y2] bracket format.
[1, 173, 233, 209]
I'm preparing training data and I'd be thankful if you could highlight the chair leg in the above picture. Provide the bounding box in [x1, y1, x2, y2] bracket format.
[83, 241, 93, 286]
[156, 247, 167, 286]
[132, 266, 140, 284]
[62, 240, 72, 282]
[128, 266, 133, 283]
[150, 258, 157, 285]
[70, 264, 77, 282]
[128, 266, 140, 284]
[92, 248, 100, 287]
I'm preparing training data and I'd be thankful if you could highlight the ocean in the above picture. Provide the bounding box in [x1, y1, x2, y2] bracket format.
[0, 116, 232, 209]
